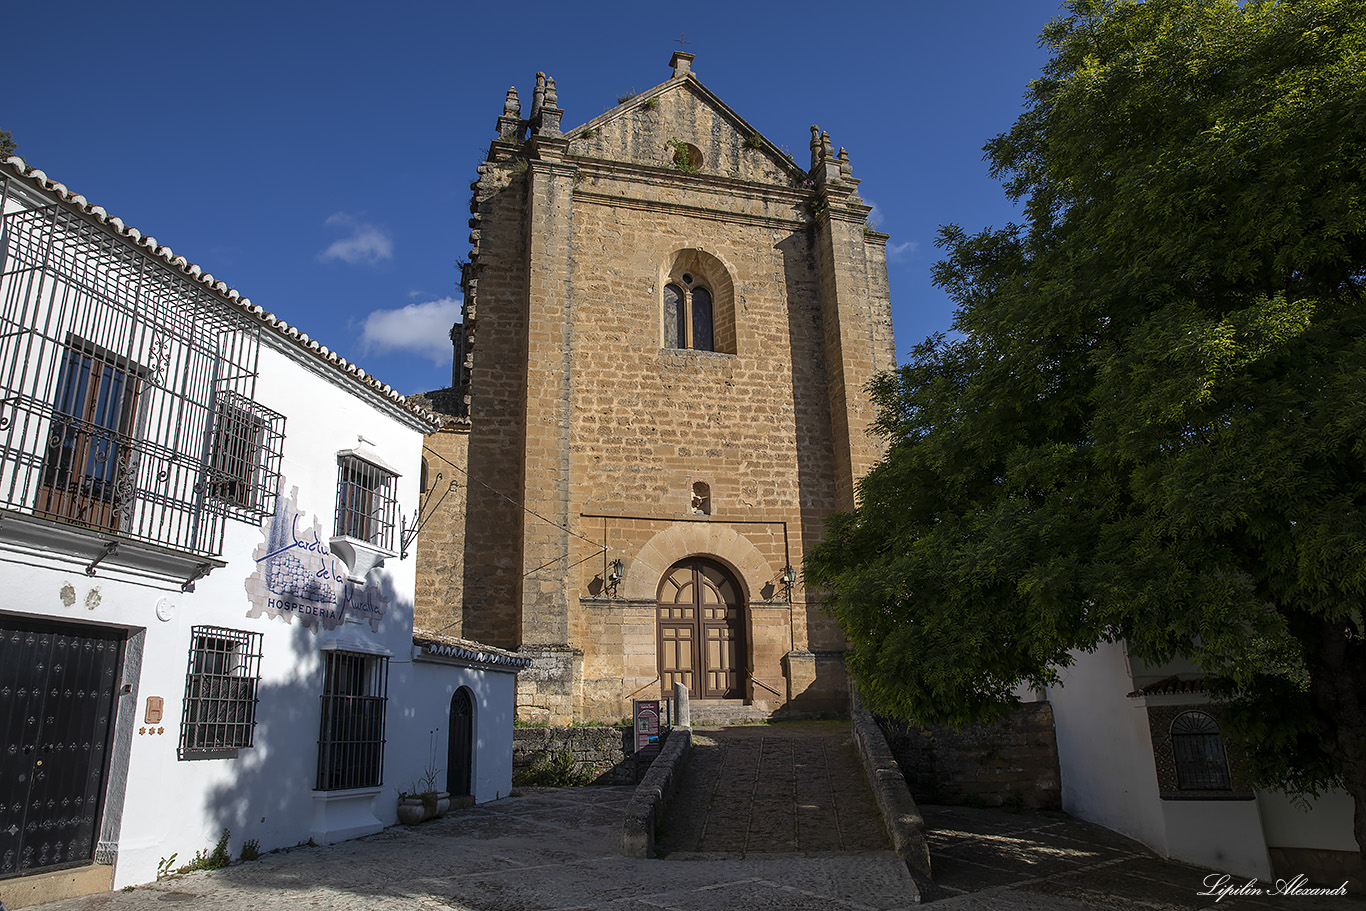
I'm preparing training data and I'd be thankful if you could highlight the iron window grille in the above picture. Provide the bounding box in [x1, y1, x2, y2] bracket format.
[316, 651, 389, 790]
[334, 455, 397, 551]
[1171, 711, 1232, 790]
[179, 626, 264, 757]
[206, 391, 284, 521]
[0, 174, 266, 557]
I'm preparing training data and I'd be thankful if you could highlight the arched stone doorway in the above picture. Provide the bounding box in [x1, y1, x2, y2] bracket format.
[447, 687, 474, 797]
[657, 557, 745, 699]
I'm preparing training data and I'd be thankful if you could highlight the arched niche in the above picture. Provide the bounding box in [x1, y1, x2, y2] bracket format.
[659, 248, 737, 355]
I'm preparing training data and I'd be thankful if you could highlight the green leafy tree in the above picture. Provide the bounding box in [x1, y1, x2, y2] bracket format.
[807, 0, 1366, 851]
[0, 129, 15, 159]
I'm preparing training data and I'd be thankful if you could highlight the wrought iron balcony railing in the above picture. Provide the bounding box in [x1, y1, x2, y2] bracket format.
[0, 174, 278, 565]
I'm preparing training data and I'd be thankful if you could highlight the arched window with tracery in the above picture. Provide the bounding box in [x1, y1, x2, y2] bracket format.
[1170, 711, 1231, 790]
[663, 273, 714, 351]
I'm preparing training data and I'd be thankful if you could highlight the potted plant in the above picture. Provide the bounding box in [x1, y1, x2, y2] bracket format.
[396, 730, 450, 825]
[396, 789, 428, 825]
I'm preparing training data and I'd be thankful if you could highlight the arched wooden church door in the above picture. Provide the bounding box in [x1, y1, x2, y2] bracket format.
[447, 688, 473, 797]
[656, 557, 745, 699]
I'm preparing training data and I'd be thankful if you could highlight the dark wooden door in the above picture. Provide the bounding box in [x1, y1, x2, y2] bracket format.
[447, 689, 473, 797]
[0, 615, 124, 879]
[657, 558, 744, 699]
[37, 347, 141, 531]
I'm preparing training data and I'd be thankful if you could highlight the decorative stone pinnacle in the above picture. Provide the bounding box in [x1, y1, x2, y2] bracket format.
[810, 126, 822, 171]
[497, 86, 524, 141]
[820, 131, 833, 160]
[544, 76, 557, 108]
[532, 72, 547, 118]
[838, 147, 852, 178]
[670, 50, 694, 77]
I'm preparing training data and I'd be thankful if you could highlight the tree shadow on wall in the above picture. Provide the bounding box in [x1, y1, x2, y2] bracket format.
[193, 619, 323, 863]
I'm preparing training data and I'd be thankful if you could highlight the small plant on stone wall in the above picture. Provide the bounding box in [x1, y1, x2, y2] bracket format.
[579, 126, 598, 140]
[643, 97, 660, 111]
[239, 839, 261, 862]
[510, 159, 529, 176]
[744, 133, 764, 150]
[667, 138, 699, 174]
[156, 853, 179, 880]
[864, 221, 879, 235]
[617, 90, 639, 104]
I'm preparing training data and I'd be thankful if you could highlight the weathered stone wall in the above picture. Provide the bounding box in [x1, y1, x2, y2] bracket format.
[423, 54, 896, 722]
[512, 725, 637, 785]
[878, 702, 1063, 810]
[412, 419, 468, 635]
[459, 157, 529, 650]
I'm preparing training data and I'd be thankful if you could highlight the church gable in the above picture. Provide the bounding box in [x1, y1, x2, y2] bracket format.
[567, 59, 802, 186]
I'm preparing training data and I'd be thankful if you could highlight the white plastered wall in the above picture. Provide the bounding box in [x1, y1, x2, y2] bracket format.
[1049, 643, 1276, 880]
[1047, 641, 1168, 852]
[0, 334, 517, 890]
[1257, 789, 1357, 853]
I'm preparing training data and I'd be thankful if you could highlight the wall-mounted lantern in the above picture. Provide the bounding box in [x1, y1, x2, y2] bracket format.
[607, 558, 625, 598]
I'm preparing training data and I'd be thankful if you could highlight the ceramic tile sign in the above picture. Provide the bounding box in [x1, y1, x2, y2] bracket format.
[244, 485, 388, 632]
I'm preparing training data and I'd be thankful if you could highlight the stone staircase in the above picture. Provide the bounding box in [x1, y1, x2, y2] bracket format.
[687, 699, 774, 727]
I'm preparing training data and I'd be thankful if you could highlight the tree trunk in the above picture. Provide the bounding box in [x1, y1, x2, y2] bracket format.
[1305, 616, 1366, 858]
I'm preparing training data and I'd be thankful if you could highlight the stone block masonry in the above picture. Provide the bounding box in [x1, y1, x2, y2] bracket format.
[512, 725, 637, 785]
[417, 52, 896, 723]
[878, 701, 1062, 811]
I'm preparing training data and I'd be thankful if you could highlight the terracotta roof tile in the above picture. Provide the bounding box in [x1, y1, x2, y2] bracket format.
[3, 156, 439, 431]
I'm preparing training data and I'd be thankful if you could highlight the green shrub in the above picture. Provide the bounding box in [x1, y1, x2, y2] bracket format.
[177, 829, 231, 874]
[513, 750, 592, 787]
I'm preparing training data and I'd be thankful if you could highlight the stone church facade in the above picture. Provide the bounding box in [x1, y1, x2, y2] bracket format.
[416, 52, 895, 723]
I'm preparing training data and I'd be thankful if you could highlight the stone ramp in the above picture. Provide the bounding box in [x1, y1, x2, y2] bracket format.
[657, 720, 891, 856]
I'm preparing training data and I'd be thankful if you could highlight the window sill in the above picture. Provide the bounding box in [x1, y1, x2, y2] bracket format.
[658, 347, 736, 360]
[1158, 790, 1255, 801]
[177, 747, 245, 761]
[0, 508, 226, 590]
[311, 785, 384, 798]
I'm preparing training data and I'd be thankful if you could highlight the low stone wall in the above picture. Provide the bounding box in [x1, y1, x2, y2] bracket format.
[850, 697, 932, 885]
[512, 725, 636, 785]
[621, 727, 692, 858]
[878, 701, 1062, 810]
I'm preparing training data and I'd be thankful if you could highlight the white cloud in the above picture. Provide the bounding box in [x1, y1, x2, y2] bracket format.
[862, 199, 916, 261]
[360, 297, 462, 363]
[318, 213, 393, 265]
[887, 240, 919, 262]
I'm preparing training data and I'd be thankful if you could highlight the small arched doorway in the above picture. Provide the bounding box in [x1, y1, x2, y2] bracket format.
[447, 688, 474, 797]
[657, 557, 745, 699]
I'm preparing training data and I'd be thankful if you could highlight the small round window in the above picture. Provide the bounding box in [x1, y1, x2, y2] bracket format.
[669, 141, 703, 171]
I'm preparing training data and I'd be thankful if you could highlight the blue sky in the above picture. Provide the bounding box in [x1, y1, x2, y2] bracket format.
[6, 1, 1066, 395]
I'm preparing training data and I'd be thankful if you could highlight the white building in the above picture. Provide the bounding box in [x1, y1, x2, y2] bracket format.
[1048, 643, 1358, 885]
[0, 156, 527, 906]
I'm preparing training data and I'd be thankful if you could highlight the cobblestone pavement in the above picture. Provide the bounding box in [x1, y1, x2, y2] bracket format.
[21, 786, 916, 911]
[657, 720, 889, 855]
[920, 803, 1362, 909]
[18, 728, 1364, 911]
